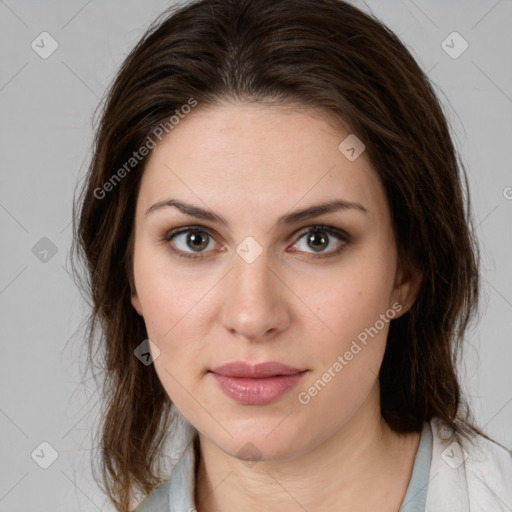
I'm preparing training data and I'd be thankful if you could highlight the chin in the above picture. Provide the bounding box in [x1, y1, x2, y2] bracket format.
[211, 420, 313, 462]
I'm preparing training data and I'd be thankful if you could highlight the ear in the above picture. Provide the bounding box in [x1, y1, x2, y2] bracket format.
[391, 262, 423, 318]
[131, 291, 143, 316]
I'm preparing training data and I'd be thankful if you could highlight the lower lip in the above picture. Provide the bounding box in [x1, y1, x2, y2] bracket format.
[210, 371, 307, 405]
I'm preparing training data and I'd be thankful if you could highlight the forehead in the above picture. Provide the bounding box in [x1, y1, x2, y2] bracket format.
[137, 102, 387, 220]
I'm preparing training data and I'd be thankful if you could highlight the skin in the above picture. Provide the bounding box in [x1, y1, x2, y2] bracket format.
[131, 101, 424, 512]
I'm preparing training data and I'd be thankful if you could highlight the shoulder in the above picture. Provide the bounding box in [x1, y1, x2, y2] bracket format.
[135, 479, 171, 512]
[426, 417, 512, 511]
[462, 424, 512, 508]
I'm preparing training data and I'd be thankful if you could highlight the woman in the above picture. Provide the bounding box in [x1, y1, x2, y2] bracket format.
[71, 0, 512, 511]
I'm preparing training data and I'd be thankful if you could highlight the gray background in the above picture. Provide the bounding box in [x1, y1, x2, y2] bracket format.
[1, 0, 511, 510]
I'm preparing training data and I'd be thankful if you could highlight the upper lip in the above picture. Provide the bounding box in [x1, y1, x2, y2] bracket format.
[210, 361, 307, 378]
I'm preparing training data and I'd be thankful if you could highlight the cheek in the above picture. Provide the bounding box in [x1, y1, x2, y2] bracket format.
[137, 273, 209, 410]
[140, 286, 211, 377]
[297, 246, 396, 408]
[296, 273, 394, 429]
[132, 246, 215, 378]
[310, 250, 396, 348]
[133, 243, 209, 339]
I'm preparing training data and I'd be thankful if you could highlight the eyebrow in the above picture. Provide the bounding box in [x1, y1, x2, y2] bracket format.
[145, 198, 367, 226]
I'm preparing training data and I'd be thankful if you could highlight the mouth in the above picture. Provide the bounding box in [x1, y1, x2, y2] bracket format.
[209, 361, 309, 405]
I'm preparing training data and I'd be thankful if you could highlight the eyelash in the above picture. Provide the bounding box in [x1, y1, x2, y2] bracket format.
[160, 224, 351, 261]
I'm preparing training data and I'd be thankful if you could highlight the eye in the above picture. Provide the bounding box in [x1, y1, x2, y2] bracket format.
[162, 226, 218, 259]
[290, 225, 349, 257]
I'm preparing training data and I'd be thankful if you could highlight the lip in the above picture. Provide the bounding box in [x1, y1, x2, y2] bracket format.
[209, 361, 308, 405]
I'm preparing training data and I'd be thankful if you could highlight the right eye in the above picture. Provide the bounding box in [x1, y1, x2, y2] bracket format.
[162, 226, 220, 260]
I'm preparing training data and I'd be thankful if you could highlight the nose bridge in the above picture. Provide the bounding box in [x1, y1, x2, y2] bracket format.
[220, 245, 288, 339]
[234, 245, 272, 297]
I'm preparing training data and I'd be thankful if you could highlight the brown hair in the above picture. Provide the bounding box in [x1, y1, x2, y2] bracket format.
[71, 0, 488, 510]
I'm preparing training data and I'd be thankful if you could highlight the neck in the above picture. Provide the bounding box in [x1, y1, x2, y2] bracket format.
[194, 384, 421, 512]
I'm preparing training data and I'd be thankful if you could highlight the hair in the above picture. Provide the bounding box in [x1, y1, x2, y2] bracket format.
[70, 0, 490, 510]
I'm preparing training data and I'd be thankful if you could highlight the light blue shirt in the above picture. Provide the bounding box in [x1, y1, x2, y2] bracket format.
[137, 421, 433, 511]
[399, 421, 433, 511]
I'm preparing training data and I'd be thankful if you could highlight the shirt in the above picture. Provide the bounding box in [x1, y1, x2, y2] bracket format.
[136, 416, 512, 511]
[399, 421, 432, 511]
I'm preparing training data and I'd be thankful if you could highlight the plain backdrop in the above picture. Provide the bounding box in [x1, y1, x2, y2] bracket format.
[1, 0, 511, 510]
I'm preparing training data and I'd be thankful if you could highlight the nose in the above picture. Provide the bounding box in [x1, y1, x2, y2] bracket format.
[218, 248, 291, 342]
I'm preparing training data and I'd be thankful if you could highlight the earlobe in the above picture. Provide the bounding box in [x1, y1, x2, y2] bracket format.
[393, 266, 423, 318]
[131, 292, 143, 316]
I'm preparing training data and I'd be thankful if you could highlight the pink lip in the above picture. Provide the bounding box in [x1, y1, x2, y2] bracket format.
[209, 361, 308, 405]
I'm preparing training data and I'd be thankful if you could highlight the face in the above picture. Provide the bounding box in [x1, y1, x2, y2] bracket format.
[130, 101, 421, 461]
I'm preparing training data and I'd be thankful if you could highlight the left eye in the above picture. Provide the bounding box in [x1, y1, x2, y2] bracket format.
[291, 226, 348, 256]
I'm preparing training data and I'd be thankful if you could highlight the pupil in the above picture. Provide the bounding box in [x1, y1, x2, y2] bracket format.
[188, 231, 208, 251]
[308, 231, 328, 251]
